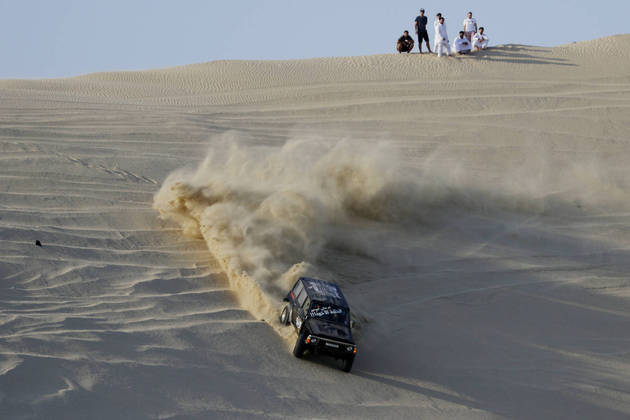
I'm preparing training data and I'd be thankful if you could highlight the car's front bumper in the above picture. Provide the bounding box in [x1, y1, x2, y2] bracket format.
[305, 334, 356, 357]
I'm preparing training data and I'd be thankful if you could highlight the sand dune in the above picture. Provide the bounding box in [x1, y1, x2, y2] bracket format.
[2, 36, 630, 419]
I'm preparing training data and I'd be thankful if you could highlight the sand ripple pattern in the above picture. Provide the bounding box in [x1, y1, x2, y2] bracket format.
[2, 36, 630, 419]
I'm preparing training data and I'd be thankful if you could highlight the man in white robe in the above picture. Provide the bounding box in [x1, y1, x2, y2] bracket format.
[433, 13, 442, 52]
[472, 27, 489, 51]
[435, 17, 451, 57]
[453, 31, 472, 54]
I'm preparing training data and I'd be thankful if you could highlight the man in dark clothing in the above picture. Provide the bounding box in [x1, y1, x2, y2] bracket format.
[414, 8, 432, 53]
[397, 31, 415, 53]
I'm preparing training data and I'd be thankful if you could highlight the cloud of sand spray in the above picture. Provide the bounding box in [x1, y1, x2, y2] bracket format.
[154, 133, 630, 339]
[153, 134, 417, 339]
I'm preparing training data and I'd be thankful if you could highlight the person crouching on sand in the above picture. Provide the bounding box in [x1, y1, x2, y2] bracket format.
[397, 31, 415, 53]
[472, 27, 489, 51]
[435, 17, 452, 57]
[454, 31, 472, 54]
[414, 8, 432, 54]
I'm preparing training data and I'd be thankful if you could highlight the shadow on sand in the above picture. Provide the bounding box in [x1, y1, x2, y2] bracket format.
[472, 44, 577, 66]
[400, 44, 576, 67]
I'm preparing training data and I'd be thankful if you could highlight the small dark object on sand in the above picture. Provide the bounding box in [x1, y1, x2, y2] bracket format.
[35, 240, 42, 247]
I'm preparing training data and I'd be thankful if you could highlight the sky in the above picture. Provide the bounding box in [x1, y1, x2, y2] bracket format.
[1, 0, 629, 79]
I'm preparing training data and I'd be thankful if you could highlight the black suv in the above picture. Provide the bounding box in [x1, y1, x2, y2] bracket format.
[279, 277, 357, 372]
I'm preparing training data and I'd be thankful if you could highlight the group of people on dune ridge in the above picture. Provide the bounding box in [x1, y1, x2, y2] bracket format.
[398, 9, 489, 56]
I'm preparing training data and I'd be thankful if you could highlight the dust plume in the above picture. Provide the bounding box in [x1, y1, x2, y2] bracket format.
[153, 134, 413, 333]
[153, 133, 629, 336]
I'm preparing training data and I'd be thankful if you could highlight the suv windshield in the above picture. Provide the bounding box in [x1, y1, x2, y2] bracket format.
[308, 304, 348, 325]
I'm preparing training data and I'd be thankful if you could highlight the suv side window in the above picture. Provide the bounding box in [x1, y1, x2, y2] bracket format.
[296, 288, 306, 307]
[292, 281, 303, 295]
[292, 281, 304, 302]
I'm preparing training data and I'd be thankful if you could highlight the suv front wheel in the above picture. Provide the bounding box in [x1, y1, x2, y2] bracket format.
[293, 330, 307, 358]
[341, 355, 354, 373]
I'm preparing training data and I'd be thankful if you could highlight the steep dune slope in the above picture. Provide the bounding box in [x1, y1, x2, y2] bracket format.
[1, 36, 630, 419]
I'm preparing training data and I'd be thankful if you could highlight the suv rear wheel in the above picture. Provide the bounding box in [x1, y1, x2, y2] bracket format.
[279, 305, 290, 325]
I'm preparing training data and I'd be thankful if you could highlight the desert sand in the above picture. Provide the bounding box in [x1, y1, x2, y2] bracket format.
[2, 36, 630, 419]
